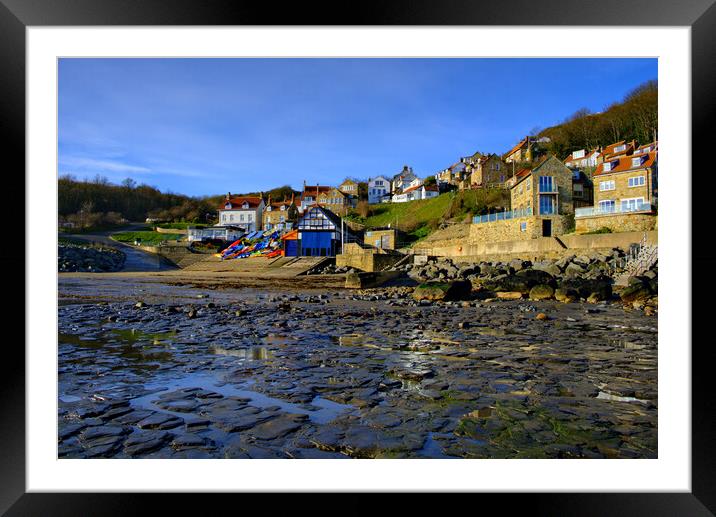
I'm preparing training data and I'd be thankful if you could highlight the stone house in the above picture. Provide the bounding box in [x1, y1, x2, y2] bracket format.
[467, 154, 509, 188]
[338, 179, 358, 196]
[368, 175, 391, 204]
[507, 155, 574, 218]
[575, 150, 657, 233]
[316, 187, 350, 216]
[217, 193, 265, 232]
[338, 179, 360, 208]
[503, 136, 534, 163]
[300, 183, 350, 214]
[262, 194, 297, 231]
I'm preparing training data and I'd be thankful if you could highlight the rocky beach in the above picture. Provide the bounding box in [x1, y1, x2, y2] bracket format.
[58, 255, 658, 459]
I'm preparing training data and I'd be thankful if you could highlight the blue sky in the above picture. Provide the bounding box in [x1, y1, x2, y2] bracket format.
[58, 58, 657, 197]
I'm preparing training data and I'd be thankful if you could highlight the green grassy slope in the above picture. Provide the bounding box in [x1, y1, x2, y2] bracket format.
[346, 189, 510, 243]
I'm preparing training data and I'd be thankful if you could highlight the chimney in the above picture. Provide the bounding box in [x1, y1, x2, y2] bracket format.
[226, 192, 231, 201]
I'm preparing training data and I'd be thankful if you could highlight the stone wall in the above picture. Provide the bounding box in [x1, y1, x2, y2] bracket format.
[469, 215, 567, 244]
[155, 227, 188, 235]
[336, 252, 404, 272]
[364, 229, 399, 250]
[575, 213, 657, 234]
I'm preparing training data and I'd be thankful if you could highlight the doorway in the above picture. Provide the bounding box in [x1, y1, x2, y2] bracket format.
[542, 219, 552, 237]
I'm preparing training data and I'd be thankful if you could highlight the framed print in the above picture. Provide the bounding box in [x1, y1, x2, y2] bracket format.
[3, 0, 714, 514]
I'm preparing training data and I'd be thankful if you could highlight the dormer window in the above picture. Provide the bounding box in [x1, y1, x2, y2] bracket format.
[631, 157, 642, 167]
[614, 145, 626, 153]
[224, 203, 232, 209]
[242, 202, 249, 209]
[573, 149, 585, 159]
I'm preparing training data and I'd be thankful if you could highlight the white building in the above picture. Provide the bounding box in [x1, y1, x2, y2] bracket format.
[391, 165, 418, 193]
[217, 193, 265, 232]
[564, 149, 600, 169]
[392, 184, 439, 203]
[368, 176, 391, 204]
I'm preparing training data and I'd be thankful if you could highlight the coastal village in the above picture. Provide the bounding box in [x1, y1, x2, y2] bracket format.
[56, 63, 659, 461]
[181, 135, 657, 274]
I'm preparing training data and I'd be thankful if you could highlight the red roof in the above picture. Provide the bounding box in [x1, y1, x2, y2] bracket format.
[504, 137, 529, 158]
[593, 151, 657, 177]
[602, 140, 635, 160]
[219, 196, 263, 210]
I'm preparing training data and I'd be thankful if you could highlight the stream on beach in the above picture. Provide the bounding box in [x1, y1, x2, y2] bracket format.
[57, 276, 658, 459]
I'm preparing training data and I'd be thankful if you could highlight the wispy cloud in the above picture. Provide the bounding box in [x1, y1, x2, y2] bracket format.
[59, 156, 151, 174]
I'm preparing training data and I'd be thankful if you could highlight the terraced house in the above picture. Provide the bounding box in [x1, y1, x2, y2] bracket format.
[467, 153, 508, 188]
[300, 184, 349, 214]
[575, 150, 658, 233]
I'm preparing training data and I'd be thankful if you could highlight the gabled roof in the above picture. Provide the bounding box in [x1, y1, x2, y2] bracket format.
[601, 140, 635, 160]
[220, 196, 263, 210]
[301, 186, 333, 200]
[504, 137, 529, 158]
[564, 149, 600, 164]
[634, 141, 658, 154]
[593, 151, 657, 177]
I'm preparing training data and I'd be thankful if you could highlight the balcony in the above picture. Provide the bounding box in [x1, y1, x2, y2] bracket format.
[538, 184, 559, 193]
[473, 207, 532, 224]
[575, 201, 655, 218]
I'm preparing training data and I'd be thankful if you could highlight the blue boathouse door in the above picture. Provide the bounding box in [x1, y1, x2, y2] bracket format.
[300, 231, 333, 256]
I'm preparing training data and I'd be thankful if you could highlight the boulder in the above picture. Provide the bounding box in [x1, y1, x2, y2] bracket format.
[495, 291, 524, 300]
[554, 288, 578, 303]
[559, 276, 612, 300]
[529, 284, 554, 301]
[532, 261, 562, 277]
[515, 269, 557, 287]
[620, 280, 652, 303]
[412, 281, 472, 302]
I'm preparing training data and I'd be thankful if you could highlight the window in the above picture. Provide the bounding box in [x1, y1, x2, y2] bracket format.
[600, 180, 615, 191]
[598, 200, 616, 213]
[621, 197, 645, 212]
[573, 184, 584, 197]
[539, 195, 556, 215]
[573, 149, 585, 159]
[520, 222, 527, 232]
[539, 176, 555, 192]
[614, 145, 626, 153]
[631, 157, 643, 167]
[628, 176, 645, 187]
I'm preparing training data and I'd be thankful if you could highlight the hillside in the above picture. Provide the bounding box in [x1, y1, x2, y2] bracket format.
[347, 188, 510, 243]
[536, 80, 657, 159]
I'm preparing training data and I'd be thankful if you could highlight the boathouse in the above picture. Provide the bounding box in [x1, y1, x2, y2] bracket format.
[296, 205, 352, 257]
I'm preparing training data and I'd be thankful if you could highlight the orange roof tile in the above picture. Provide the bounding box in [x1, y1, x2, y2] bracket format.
[593, 151, 657, 177]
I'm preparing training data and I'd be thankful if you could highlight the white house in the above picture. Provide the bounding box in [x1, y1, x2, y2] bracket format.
[564, 149, 600, 169]
[368, 176, 391, 204]
[391, 165, 418, 193]
[392, 184, 439, 203]
[217, 193, 265, 232]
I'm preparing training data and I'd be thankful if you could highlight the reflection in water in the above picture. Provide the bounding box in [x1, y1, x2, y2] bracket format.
[211, 346, 272, 360]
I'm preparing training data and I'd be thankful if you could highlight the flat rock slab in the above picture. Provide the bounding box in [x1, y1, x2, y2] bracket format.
[137, 413, 184, 430]
[248, 416, 304, 441]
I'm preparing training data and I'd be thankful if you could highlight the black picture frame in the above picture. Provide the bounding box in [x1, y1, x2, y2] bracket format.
[3, 0, 712, 514]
